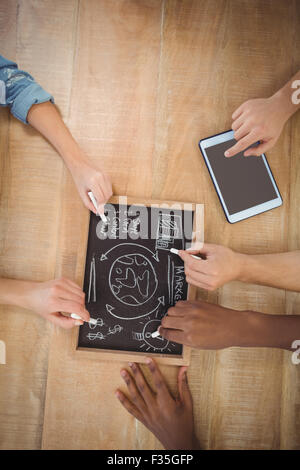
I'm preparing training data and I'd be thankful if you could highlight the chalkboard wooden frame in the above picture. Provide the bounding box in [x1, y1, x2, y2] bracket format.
[71, 196, 202, 365]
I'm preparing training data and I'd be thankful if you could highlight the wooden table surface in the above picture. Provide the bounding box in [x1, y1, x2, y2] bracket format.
[0, 0, 299, 450]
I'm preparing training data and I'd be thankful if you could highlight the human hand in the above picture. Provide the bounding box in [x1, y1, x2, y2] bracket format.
[23, 278, 89, 328]
[115, 358, 199, 450]
[225, 94, 291, 157]
[178, 243, 245, 291]
[159, 300, 259, 350]
[69, 158, 113, 215]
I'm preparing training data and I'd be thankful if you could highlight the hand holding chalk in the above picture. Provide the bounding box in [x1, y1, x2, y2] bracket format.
[171, 243, 244, 291]
[17, 278, 91, 329]
[68, 157, 112, 216]
[88, 191, 108, 224]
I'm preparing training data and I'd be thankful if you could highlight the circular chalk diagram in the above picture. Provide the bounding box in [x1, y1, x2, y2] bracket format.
[109, 253, 158, 307]
[142, 319, 169, 351]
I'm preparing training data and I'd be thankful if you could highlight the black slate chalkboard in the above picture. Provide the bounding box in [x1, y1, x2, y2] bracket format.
[78, 203, 194, 357]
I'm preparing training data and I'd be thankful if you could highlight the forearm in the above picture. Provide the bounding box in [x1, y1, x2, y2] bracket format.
[271, 70, 300, 119]
[242, 311, 300, 350]
[27, 101, 87, 170]
[0, 278, 35, 309]
[238, 251, 300, 291]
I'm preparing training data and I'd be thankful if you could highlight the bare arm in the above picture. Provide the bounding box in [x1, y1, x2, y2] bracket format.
[238, 251, 300, 291]
[27, 102, 112, 215]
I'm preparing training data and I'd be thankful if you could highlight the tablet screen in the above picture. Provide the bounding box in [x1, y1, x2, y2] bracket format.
[205, 139, 278, 215]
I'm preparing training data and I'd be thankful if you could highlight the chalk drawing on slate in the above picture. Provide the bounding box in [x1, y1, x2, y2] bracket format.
[78, 204, 194, 355]
[109, 252, 158, 306]
[88, 317, 105, 329]
[88, 254, 96, 303]
[105, 295, 165, 321]
[155, 212, 184, 251]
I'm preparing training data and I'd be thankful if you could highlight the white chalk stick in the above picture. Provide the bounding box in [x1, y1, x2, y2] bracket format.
[170, 247, 199, 260]
[71, 313, 97, 325]
[88, 191, 108, 224]
[151, 330, 161, 338]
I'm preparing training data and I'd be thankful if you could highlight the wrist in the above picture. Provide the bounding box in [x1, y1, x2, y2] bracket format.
[235, 252, 253, 282]
[237, 310, 269, 347]
[163, 433, 200, 451]
[238, 311, 300, 350]
[272, 87, 297, 121]
[0, 279, 37, 310]
[61, 146, 89, 172]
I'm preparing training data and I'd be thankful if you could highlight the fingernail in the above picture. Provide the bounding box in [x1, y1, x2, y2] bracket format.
[128, 362, 133, 367]
[145, 357, 152, 365]
[120, 370, 127, 378]
[115, 391, 121, 398]
[224, 151, 229, 157]
[74, 320, 83, 326]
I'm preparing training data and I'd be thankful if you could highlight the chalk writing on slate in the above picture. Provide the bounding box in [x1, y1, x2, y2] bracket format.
[78, 204, 194, 355]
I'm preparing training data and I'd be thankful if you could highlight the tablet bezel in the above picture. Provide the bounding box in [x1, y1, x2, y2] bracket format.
[199, 130, 283, 223]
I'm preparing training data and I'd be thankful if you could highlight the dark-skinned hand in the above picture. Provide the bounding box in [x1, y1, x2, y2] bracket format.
[115, 358, 199, 450]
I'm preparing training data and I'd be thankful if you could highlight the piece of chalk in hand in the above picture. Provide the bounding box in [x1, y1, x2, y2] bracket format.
[151, 330, 161, 338]
[71, 313, 97, 325]
[170, 247, 199, 260]
[87, 191, 108, 224]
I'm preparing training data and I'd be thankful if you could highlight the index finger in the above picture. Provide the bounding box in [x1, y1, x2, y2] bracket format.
[224, 131, 257, 158]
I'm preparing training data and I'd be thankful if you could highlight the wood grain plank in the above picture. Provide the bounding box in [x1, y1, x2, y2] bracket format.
[1, 0, 299, 450]
[42, 0, 164, 450]
[151, 0, 297, 449]
[280, 0, 300, 448]
[0, 0, 78, 449]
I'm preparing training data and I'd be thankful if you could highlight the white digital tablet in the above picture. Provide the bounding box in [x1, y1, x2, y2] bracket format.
[199, 130, 283, 224]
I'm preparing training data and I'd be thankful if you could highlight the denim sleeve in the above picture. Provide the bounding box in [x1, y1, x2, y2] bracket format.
[0, 55, 54, 124]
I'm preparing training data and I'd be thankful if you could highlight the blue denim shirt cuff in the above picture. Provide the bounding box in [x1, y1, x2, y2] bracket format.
[10, 82, 54, 124]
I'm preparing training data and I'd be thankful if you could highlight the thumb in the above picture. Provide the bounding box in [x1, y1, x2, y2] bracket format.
[178, 367, 193, 408]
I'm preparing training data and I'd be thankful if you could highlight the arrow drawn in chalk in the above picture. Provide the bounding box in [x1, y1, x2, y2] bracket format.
[106, 296, 165, 320]
[100, 243, 159, 262]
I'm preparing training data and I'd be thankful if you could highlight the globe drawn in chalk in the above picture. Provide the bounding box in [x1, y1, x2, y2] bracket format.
[109, 253, 158, 306]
